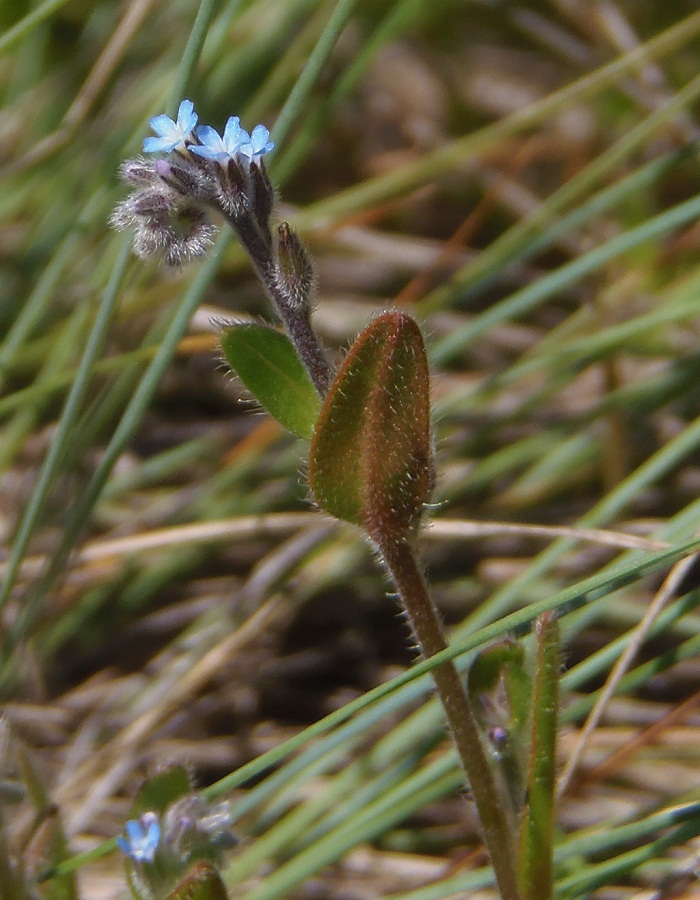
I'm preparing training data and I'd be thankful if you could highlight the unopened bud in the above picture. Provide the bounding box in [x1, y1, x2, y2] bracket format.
[275, 223, 315, 310]
[119, 156, 158, 185]
[250, 159, 275, 232]
[156, 160, 216, 206]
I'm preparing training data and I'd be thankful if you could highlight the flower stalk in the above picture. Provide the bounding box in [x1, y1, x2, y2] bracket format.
[307, 310, 522, 899]
[379, 536, 522, 900]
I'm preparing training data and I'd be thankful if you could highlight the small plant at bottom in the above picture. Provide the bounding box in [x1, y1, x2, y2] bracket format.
[118, 764, 237, 900]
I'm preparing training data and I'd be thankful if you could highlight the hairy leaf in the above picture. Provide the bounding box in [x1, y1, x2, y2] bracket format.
[221, 324, 321, 439]
[309, 311, 433, 542]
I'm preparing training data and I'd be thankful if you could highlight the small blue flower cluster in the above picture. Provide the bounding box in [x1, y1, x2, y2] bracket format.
[112, 99, 276, 266]
[143, 99, 274, 164]
[117, 812, 161, 863]
[117, 797, 239, 882]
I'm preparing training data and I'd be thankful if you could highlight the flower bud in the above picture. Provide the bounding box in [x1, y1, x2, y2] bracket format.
[155, 160, 215, 205]
[275, 223, 315, 310]
[118, 156, 158, 186]
[250, 159, 275, 232]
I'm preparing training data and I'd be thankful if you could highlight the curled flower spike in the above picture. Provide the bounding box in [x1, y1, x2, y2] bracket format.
[143, 99, 198, 154]
[239, 124, 275, 162]
[191, 116, 249, 163]
[117, 812, 161, 863]
[114, 101, 277, 266]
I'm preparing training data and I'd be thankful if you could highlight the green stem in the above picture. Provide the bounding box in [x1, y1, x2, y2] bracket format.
[230, 216, 333, 397]
[517, 612, 558, 900]
[379, 536, 521, 900]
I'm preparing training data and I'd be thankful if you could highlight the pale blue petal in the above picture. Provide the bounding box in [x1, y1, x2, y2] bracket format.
[239, 124, 274, 160]
[143, 135, 169, 153]
[190, 145, 216, 159]
[148, 113, 177, 137]
[125, 819, 143, 840]
[223, 116, 247, 153]
[196, 124, 222, 146]
[146, 819, 161, 846]
[191, 124, 226, 158]
[176, 99, 197, 133]
[118, 815, 161, 862]
[144, 102, 197, 153]
[116, 835, 131, 856]
[251, 124, 270, 150]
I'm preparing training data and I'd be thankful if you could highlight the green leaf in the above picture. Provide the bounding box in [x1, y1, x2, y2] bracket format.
[467, 640, 531, 823]
[517, 611, 559, 900]
[125, 863, 155, 900]
[220, 324, 321, 439]
[308, 311, 433, 542]
[166, 862, 229, 900]
[130, 764, 192, 818]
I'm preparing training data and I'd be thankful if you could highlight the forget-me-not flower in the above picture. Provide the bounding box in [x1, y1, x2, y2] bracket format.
[191, 116, 249, 163]
[143, 99, 198, 154]
[117, 812, 161, 863]
[114, 100, 278, 266]
[239, 124, 274, 162]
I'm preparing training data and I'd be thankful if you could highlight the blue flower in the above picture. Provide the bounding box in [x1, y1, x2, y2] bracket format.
[143, 100, 198, 154]
[191, 116, 249, 163]
[117, 812, 161, 863]
[239, 124, 274, 162]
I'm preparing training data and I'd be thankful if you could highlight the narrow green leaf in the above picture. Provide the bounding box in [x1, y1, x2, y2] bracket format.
[468, 640, 531, 743]
[308, 311, 433, 541]
[467, 640, 531, 823]
[27, 817, 78, 900]
[517, 612, 559, 900]
[18, 748, 78, 900]
[220, 324, 321, 439]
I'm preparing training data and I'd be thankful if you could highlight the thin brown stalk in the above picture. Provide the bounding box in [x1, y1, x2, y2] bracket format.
[380, 536, 521, 900]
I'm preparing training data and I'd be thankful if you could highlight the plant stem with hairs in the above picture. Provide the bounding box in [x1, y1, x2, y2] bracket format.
[380, 536, 521, 900]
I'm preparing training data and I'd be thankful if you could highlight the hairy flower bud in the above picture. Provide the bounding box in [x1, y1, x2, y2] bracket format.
[162, 795, 238, 863]
[131, 187, 178, 216]
[155, 159, 214, 203]
[250, 159, 275, 233]
[118, 156, 159, 186]
[213, 158, 249, 219]
[275, 223, 315, 310]
[112, 186, 215, 267]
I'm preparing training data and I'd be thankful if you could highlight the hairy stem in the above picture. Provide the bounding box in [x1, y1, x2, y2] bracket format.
[275, 303, 333, 396]
[233, 217, 333, 396]
[380, 535, 521, 900]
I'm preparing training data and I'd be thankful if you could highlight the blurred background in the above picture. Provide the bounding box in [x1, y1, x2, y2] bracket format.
[2, 1, 700, 897]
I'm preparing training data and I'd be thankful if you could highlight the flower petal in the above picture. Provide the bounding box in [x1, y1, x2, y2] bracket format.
[239, 124, 274, 160]
[251, 124, 270, 150]
[144, 102, 198, 153]
[125, 819, 143, 840]
[176, 99, 197, 132]
[148, 113, 177, 137]
[143, 136, 168, 153]
[191, 124, 226, 158]
[223, 116, 247, 152]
